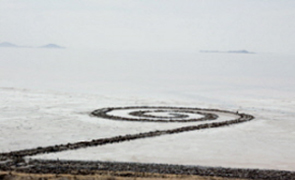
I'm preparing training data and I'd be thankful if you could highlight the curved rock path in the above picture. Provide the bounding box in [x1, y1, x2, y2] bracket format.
[0, 106, 294, 179]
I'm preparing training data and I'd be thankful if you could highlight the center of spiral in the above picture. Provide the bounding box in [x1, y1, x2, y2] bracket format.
[129, 110, 191, 119]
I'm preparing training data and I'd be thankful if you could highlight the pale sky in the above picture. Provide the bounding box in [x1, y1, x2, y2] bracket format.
[0, 0, 295, 53]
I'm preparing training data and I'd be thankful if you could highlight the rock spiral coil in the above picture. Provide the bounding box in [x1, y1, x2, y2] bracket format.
[1, 106, 293, 179]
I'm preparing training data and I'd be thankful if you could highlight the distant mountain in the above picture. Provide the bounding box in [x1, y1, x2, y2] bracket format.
[0, 42, 65, 49]
[40, 44, 65, 49]
[0, 42, 18, 48]
[227, 50, 253, 54]
[200, 50, 254, 54]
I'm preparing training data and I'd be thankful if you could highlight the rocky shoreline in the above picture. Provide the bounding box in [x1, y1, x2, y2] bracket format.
[1, 159, 294, 180]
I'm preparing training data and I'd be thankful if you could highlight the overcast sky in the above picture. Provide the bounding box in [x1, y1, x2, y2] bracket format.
[0, 0, 294, 53]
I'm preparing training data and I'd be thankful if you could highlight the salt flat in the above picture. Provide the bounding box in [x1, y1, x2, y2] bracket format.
[0, 48, 294, 171]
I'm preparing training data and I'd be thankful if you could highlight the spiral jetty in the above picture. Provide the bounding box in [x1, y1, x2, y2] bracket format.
[1, 106, 294, 180]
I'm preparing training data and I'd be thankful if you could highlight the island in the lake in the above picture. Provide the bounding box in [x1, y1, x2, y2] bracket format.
[39, 43, 65, 49]
[0, 42, 19, 48]
[200, 50, 254, 54]
[0, 42, 65, 49]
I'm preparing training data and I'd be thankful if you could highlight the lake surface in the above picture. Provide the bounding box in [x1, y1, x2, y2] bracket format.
[1, 48, 294, 170]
